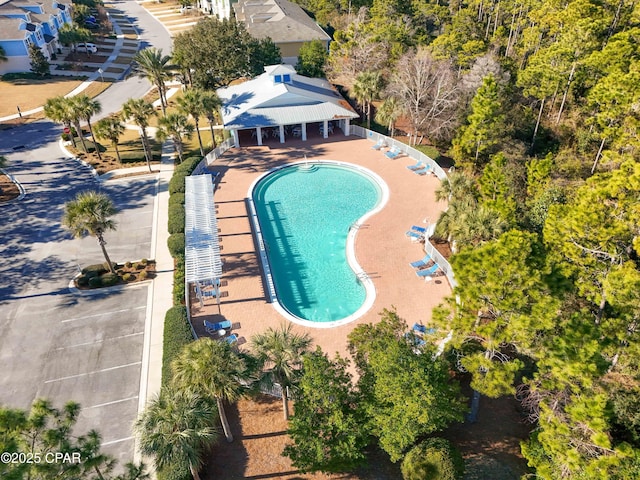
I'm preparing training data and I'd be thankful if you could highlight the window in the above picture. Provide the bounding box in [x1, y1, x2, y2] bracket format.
[283, 74, 291, 83]
[274, 74, 282, 83]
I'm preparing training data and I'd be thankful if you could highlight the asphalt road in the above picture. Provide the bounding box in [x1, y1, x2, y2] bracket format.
[0, 0, 173, 469]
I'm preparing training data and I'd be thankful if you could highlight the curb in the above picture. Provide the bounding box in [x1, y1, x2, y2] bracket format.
[0, 168, 26, 205]
[68, 272, 152, 296]
[59, 139, 100, 179]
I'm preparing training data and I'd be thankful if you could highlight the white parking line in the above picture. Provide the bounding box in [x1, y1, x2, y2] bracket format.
[85, 396, 139, 409]
[44, 362, 142, 384]
[54, 332, 144, 350]
[102, 436, 135, 446]
[60, 306, 146, 324]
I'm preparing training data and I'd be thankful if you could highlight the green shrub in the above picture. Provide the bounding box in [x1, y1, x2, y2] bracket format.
[139, 270, 148, 280]
[103, 261, 117, 271]
[76, 275, 90, 287]
[401, 438, 464, 480]
[162, 306, 193, 383]
[169, 171, 187, 194]
[82, 263, 107, 276]
[124, 261, 132, 268]
[100, 272, 119, 286]
[88, 276, 102, 288]
[133, 262, 140, 270]
[169, 193, 185, 207]
[173, 256, 185, 305]
[123, 273, 133, 282]
[157, 458, 191, 480]
[141, 258, 148, 265]
[168, 203, 186, 234]
[167, 233, 185, 258]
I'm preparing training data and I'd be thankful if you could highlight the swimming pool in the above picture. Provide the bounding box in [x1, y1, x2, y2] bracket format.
[249, 161, 388, 327]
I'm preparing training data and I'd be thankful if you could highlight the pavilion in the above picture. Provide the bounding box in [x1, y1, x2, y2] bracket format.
[216, 64, 359, 147]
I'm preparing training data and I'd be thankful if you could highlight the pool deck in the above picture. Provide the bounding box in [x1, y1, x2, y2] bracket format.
[189, 133, 452, 359]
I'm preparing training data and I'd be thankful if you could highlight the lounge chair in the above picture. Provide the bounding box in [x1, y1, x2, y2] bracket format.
[385, 146, 402, 159]
[406, 161, 423, 171]
[406, 230, 424, 241]
[225, 333, 239, 344]
[410, 254, 431, 269]
[413, 166, 432, 175]
[412, 323, 437, 335]
[371, 138, 386, 150]
[416, 263, 439, 279]
[411, 225, 427, 234]
[204, 319, 232, 334]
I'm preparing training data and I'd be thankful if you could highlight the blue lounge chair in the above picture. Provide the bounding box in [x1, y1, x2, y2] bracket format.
[204, 319, 232, 334]
[371, 138, 386, 150]
[406, 161, 423, 171]
[411, 225, 427, 234]
[416, 263, 439, 278]
[413, 166, 432, 175]
[385, 146, 402, 159]
[406, 230, 423, 241]
[225, 333, 239, 344]
[412, 323, 438, 335]
[410, 254, 431, 268]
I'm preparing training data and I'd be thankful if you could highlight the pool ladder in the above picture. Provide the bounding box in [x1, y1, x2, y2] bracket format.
[298, 162, 318, 173]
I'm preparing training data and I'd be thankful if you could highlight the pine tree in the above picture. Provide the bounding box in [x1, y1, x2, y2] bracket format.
[28, 44, 50, 77]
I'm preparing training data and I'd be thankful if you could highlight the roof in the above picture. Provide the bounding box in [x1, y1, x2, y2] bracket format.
[0, 16, 28, 39]
[233, 0, 330, 44]
[217, 65, 358, 129]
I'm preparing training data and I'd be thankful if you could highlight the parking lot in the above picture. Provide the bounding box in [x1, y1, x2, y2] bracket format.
[0, 148, 157, 467]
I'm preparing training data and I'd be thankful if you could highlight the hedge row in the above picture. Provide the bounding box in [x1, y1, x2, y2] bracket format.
[157, 157, 203, 480]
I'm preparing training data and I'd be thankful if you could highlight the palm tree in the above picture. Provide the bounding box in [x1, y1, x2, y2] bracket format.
[176, 89, 206, 156]
[44, 96, 77, 148]
[0, 155, 7, 169]
[135, 387, 219, 480]
[133, 48, 176, 115]
[171, 337, 252, 442]
[375, 96, 402, 138]
[65, 96, 89, 153]
[202, 91, 222, 149]
[251, 323, 312, 420]
[434, 171, 479, 203]
[352, 71, 384, 129]
[94, 115, 125, 163]
[122, 98, 156, 172]
[156, 112, 194, 163]
[74, 94, 103, 160]
[62, 191, 118, 274]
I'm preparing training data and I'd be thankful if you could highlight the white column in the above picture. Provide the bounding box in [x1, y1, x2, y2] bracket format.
[323, 120, 329, 139]
[302, 123, 307, 141]
[344, 119, 351, 136]
[256, 127, 263, 146]
[231, 129, 239, 146]
[279, 125, 285, 143]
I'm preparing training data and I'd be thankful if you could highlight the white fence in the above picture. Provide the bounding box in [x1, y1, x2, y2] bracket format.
[204, 137, 235, 165]
[349, 125, 457, 288]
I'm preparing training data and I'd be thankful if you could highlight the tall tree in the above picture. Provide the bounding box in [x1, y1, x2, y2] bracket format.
[451, 74, 506, 170]
[201, 91, 221, 149]
[375, 96, 402, 138]
[348, 309, 466, 461]
[176, 89, 207, 156]
[73, 94, 103, 160]
[351, 71, 383, 129]
[156, 113, 194, 163]
[388, 47, 460, 144]
[28, 44, 50, 77]
[62, 191, 118, 274]
[295, 39, 328, 78]
[283, 347, 369, 473]
[122, 98, 156, 172]
[251, 323, 312, 420]
[133, 48, 176, 115]
[94, 115, 125, 163]
[44, 96, 77, 148]
[433, 230, 559, 398]
[135, 387, 218, 480]
[170, 337, 253, 442]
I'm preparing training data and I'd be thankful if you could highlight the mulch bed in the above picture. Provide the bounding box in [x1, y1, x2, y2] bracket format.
[0, 173, 20, 203]
[75, 260, 156, 290]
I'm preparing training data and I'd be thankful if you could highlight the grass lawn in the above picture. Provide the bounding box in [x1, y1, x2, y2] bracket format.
[0, 76, 111, 118]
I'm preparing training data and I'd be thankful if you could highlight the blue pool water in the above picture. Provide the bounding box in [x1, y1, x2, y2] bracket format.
[252, 163, 381, 322]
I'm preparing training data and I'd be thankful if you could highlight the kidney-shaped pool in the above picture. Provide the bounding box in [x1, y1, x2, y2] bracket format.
[249, 161, 388, 327]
